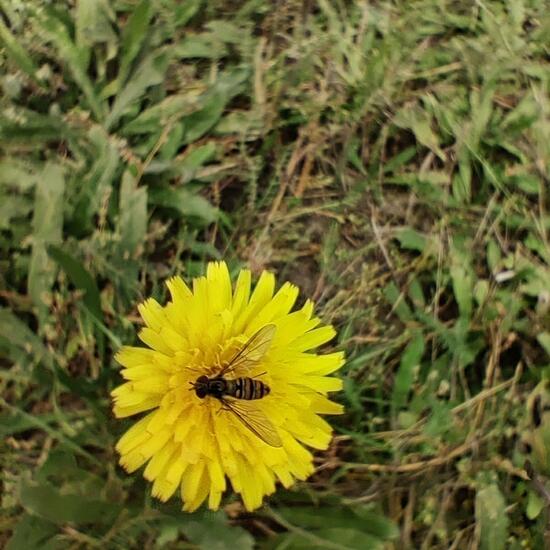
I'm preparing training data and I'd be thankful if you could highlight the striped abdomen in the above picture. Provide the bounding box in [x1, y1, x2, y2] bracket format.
[226, 377, 271, 400]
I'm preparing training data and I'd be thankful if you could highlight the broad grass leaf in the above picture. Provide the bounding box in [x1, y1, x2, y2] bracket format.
[171, 0, 202, 26]
[383, 281, 413, 323]
[266, 528, 383, 550]
[393, 105, 445, 161]
[122, 93, 199, 135]
[526, 490, 545, 521]
[450, 240, 474, 319]
[34, 10, 104, 120]
[176, 33, 228, 59]
[503, 93, 540, 133]
[148, 187, 218, 225]
[46, 245, 103, 323]
[182, 68, 249, 144]
[0, 18, 41, 84]
[392, 330, 425, 410]
[0, 194, 32, 231]
[0, 159, 37, 191]
[180, 143, 218, 171]
[28, 164, 65, 328]
[0, 308, 48, 367]
[396, 228, 427, 253]
[179, 510, 254, 550]
[75, 0, 117, 54]
[469, 84, 495, 152]
[106, 50, 170, 130]
[537, 333, 550, 357]
[350, 507, 400, 540]
[19, 480, 120, 525]
[475, 483, 509, 550]
[0, 410, 58, 438]
[70, 125, 119, 235]
[276, 506, 397, 543]
[116, 0, 154, 92]
[453, 147, 472, 203]
[382, 147, 417, 174]
[0, 107, 67, 144]
[408, 277, 426, 308]
[118, 171, 147, 257]
[6, 514, 58, 550]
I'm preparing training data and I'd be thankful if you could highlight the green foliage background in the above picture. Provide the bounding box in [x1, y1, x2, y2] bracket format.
[1, 0, 550, 548]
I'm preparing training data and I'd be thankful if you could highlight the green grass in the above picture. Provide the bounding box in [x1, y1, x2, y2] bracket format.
[1, 0, 550, 548]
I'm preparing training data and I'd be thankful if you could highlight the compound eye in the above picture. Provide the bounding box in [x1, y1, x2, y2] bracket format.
[195, 387, 207, 399]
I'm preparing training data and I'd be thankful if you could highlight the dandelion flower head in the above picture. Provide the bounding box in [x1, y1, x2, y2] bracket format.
[112, 261, 344, 511]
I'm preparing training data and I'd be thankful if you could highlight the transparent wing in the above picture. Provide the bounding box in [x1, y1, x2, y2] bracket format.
[217, 324, 276, 377]
[221, 398, 282, 448]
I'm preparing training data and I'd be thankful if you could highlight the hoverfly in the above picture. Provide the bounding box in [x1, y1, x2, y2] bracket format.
[191, 324, 282, 447]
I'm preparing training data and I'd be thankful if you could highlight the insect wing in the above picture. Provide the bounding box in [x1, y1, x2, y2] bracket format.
[218, 324, 276, 377]
[222, 398, 282, 447]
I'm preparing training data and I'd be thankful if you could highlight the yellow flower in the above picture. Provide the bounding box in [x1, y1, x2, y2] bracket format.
[112, 261, 344, 512]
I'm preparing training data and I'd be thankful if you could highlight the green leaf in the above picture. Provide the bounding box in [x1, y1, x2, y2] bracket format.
[267, 528, 383, 550]
[526, 489, 545, 520]
[106, 49, 170, 130]
[182, 69, 249, 144]
[0, 410, 58, 438]
[0, 159, 37, 191]
[122, 93, 199, 135]
[70, 125, 119, 235]
[475, 483, 509, 550]
[0, 308, 48, 365]
[6, 514, 58, 550]
[394, 105, 445, 161]
[450, 239, 474, 319]
[19, 480, 120, 525]
[175, 33, 228, 59]
[182, 95, 228, 144]
[35, 10, 104, 120]
[118, 171, 148, 257]
[116, 0, 154, 91]
[179, 511, 254, 550]
[275, 506, 397, 542]
[0, 107, 67, 144]
[171, 0, 203, 26]
[396, 228, 427, 253]
[149, 187, 218, 225]
[180, 143, 218, 171]
[537, 333, 550, 357]
[0, 194, 33, 231]
[383, 281, 413, 323]
[392, 330, 425, 410]
[46, 245, 103, 322]
[350, 508, 400, 540]
[0, 19, 42, 84]
[76, 0, 117, 50]
[28, 164, 65, 328]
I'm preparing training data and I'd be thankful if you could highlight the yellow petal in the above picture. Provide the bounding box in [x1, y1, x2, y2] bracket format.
[290, 326, 336, 351]
[231, 269, 251, 319]
[166, 276, 192, 303]
[138, 298, 165, 331]
[144, 440, 179, 481]
[115, 346, 158, 368]
[246, 282, 299, 334]
[116, 413, 155, 454]
[139, 328, 174, 355]
[207, 261, 232, 313]
[233, 270, 275, 334]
